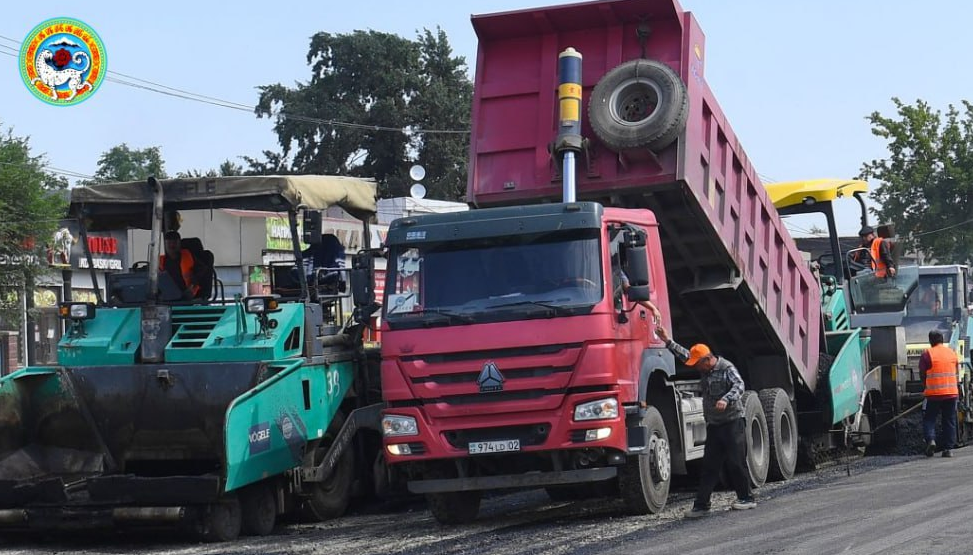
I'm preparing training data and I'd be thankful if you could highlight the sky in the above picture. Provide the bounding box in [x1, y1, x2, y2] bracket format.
[2, 0, 972, 236]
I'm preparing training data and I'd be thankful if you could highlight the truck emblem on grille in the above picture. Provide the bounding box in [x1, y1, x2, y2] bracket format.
[477, 361, 504, 393]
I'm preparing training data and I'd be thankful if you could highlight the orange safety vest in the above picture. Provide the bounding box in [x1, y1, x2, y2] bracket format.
[869, 237, 888, 278]
[160, 249, 199, 296]
[925, 343, 959, 397]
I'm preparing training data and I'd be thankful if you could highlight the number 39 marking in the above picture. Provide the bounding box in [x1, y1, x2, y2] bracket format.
[326, 369, 340, 398]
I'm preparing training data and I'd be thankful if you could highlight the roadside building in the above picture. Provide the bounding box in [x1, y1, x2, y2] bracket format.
[25, 220, 129, 366]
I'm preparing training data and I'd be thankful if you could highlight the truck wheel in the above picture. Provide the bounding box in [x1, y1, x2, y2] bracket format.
[240, 482, 276, 536]
[759, 388, 798, 481]
[742, 391, 770, 487]
[200, 496, 242, 543]
[424, 464, 481, 524]
[588, 59, 688, 152]
[427, 491, 481, 525]
[619, 406, 670, 514]
[301, 410, 354, 521]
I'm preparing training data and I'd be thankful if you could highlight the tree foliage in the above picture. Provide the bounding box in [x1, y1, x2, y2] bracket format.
[254, 28, 472, 200]
[0, 127, 68, 329]
[860, 98, 973, 264]
[87, 143, 168, 183]
[177, 159, 244, 178]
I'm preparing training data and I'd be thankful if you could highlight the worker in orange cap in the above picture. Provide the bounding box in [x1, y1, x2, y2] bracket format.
[656, 325, 755, 518]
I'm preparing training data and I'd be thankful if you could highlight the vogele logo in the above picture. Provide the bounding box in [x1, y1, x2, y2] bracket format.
[19, 17, 106, 106]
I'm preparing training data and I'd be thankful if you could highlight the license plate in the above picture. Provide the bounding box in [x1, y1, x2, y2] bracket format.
[468, 439, 521, 454]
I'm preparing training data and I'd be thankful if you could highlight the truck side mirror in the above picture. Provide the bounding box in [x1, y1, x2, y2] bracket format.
[624, 246, 650, 287]
[350, 252, 379, 324]
[622, 229, 650, 285]
[622, 247, 650, 302]
[623, 229, 646, 247]
[626, 284, 650, 302]
[621, 229, 651, 302]
[302, 210, 322, 245]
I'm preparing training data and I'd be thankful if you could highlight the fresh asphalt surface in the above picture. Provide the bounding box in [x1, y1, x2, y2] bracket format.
[633, 449, 970, 555]
[0, 448, 966, 555]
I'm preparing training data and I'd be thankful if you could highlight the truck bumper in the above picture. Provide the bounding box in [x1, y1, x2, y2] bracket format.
[382, 391, 632, 461]
[407, 466, 617, 494]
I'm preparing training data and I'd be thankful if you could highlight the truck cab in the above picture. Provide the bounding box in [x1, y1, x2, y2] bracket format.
[381, 203, 680, 521]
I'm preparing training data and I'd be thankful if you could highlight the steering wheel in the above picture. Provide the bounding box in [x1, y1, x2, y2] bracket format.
[846, 256, 869, 272]
[559, 277, 599, 289]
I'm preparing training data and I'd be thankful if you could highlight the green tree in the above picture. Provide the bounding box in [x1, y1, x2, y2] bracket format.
[241, 150, 290, 176]
[0, 127, 68, 330]
[177, 159, 244, 178]
[254, 28, 472, 200]
[87, 144, 167, 183]
[409, 29, 473, 201]
[860, 98, 973, 264]
[218, 159, 244, 177]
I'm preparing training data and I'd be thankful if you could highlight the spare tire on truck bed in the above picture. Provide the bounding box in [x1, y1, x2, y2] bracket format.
[588, 58, 689, 153]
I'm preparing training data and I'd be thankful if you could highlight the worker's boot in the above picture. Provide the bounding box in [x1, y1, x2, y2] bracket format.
[925, 440, 936, 457]
[942, 449, 953, 458]
[684, 505, 711, 519]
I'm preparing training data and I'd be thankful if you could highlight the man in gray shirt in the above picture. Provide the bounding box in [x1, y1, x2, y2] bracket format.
[656, 325, 756, 517]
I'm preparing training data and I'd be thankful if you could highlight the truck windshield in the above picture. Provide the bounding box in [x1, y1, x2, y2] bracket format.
[384, 229, 602, 327]
[903, 274, 958, 343]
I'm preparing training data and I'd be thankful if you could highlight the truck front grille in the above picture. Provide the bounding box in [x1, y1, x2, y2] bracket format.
[444, 424, 550, 449]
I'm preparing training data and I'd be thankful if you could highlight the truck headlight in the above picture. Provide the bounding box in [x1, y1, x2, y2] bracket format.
[387, 444, 413, 455]
[58, 302, 96, 320]
[244, 295, 280, 314]
[574, 398, 618, 421]
[382, 415, 418, 437]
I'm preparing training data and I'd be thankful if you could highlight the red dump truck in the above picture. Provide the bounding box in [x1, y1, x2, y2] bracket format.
[378, 0, 882, 523]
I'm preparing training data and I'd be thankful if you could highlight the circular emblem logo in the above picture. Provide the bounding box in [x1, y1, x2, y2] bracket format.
[19, 18, 106, 106]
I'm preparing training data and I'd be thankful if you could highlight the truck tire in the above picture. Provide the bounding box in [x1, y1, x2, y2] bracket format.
[588, 59, 688, 153]
[427, 491, 481, 525]
[741, 391, 770, 488]
[240, 482, 276, 537]
[619, 406, 670, 514]
[301, 410, 354, 521]
[759, 388, 798, 481]
[424, 465, 481, 524]
[200, 496, 242, 543]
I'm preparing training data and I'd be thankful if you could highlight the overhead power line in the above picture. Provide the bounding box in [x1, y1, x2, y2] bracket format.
[0, 33, 470, 135]
[0, 159, 97, 180]
[910, 217, 973, 239]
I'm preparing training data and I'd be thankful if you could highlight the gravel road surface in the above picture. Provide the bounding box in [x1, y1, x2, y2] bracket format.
[3, 445, 957, 555]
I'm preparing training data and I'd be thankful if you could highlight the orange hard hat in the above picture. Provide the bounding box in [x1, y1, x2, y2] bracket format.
[685, 344, 711, 366]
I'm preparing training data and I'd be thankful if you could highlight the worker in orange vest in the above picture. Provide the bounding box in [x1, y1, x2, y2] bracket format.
[920, 329, 959, 457]
[160, 231, 199, 300]
[859, 226, 897, 279]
